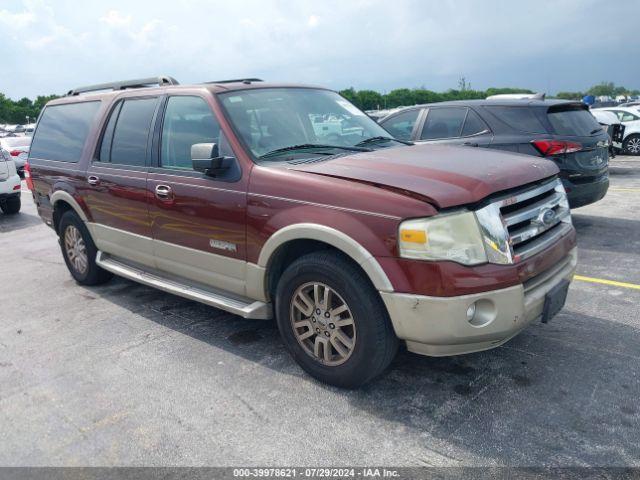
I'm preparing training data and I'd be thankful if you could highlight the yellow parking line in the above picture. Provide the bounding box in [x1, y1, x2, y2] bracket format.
[574, 275, 640, 291]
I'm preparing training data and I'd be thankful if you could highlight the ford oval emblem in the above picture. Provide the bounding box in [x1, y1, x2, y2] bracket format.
[538, 208, 557, 226]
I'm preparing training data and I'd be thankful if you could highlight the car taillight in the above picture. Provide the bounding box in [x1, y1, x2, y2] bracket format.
[9, 150, 22, 156]
[24, 161, 34, 191]
[531, 140, 582, 156]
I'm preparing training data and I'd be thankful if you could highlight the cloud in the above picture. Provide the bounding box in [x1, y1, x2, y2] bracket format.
[0, 0, 638, 99]
[100, 9, 132, 27]
[0, 8, 35, 29]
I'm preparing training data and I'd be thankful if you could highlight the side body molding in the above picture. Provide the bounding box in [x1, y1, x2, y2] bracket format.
[253, 223, 394, 299]
[50, 190, 90, 223]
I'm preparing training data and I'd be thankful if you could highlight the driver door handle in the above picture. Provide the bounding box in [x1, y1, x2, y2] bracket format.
[155, 184, 173, 200]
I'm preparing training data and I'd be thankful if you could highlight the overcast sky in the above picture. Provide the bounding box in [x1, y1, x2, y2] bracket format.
[1, 0, 639, 99]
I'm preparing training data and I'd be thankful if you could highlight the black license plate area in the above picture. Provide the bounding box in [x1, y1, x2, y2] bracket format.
[541, 279, 570, 324]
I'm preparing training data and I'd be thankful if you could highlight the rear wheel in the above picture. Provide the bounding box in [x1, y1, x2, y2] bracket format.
[59, 211, 112, 286]
[275, 251, 398, 388]
[0, 195, 21, 215]
[623, 134, 640, 155]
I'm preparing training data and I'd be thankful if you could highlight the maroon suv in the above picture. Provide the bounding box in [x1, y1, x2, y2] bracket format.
[27, 76, 577, 387]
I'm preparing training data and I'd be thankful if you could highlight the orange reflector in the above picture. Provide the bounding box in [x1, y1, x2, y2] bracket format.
[400, 229, 427, 244]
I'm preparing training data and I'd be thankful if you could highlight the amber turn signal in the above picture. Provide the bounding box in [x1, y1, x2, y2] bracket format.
[400, 229, 427, 244]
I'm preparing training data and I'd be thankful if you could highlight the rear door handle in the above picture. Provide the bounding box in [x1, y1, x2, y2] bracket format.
[155, 184, 173, 200]
[87, 175, 100, 186]
[463, 142, 479, 147]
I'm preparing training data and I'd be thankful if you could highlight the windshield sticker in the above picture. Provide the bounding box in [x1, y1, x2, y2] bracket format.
[228, 96, 243, 103]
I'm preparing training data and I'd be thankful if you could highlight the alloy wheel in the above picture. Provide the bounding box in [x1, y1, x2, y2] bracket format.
[627, 137, 640, 154]
[290, 282, 356, 366]
[64, 225, 88, 275]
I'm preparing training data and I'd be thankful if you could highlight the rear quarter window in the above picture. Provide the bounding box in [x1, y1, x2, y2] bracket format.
[483, 106, 546, 134]
[29, 101, 101, 162]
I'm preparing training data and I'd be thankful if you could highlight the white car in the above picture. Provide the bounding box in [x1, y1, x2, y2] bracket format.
[0, 136, 31, 177]
[593, 107, 640, 155]
[590, 109, 625, 152]
[0, 148, 22, 214]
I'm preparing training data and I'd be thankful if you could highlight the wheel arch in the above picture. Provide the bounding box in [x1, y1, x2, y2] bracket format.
[251, 223, 394, 302]
[50, 191, 89, 234]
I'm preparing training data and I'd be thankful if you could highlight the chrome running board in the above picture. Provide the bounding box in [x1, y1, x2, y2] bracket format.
[96, 251, 272, 319]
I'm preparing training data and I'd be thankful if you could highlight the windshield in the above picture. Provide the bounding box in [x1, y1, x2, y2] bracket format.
[218, 88, 393, 160]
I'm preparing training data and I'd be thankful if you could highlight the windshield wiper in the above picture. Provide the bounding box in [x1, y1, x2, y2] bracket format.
[355, 136, 413, 147]
[259, 143, 372, 159]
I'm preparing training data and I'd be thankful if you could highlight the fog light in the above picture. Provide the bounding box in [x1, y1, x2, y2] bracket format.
[466, 303, 476, 321]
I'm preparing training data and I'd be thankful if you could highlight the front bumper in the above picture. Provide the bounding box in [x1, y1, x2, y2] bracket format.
[380, 247, 577, 357]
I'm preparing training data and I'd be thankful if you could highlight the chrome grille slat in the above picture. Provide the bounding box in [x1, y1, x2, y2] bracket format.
[493, 178, 558, 208]
[509, 207, 570, 246]
[503, 192, 564, 227]
[512, 223, 573, 261]
[489, 178, 572, 263]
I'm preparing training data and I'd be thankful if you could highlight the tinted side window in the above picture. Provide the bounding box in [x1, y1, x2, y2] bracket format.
[483, 106, 546, 133]
[461, 109, 488, 136]
[161, 96, 221, 170]
[99, 102, 121, 162]
[30, 102, 101, 162]
[106, 98, 158, 166]
[381, 109, 420, 140]
[421, 107, 467, 140]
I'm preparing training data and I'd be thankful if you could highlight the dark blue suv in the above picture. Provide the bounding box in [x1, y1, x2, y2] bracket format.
[379, 99, 610, 208]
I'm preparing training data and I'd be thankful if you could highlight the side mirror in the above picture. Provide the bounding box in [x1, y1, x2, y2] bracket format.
[191, 143, 230, 177]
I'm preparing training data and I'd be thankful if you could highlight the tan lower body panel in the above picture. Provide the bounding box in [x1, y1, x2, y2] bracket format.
[87, 222, 266, 302]
[381, 248, 578, 357]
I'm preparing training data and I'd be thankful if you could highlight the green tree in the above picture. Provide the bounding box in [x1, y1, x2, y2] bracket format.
[555, 91, 584, 100]
[485, 87, 534, 97]
[587, 82, 616, 97]
[355, 90, 384, 110]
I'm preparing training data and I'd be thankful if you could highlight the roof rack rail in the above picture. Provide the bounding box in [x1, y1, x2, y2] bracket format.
[66, 76, 180, 96]
[204, 78, 264, 85]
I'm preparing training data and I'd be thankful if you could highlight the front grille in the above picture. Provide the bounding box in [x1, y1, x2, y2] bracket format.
[493, 178, 572, 262]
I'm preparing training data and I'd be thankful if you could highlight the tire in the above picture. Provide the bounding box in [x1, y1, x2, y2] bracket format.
[275, 251, 398, 388]
[58, 211, 113, 286]
[623, 134, 640, 155]
[0, 195, 20, 215]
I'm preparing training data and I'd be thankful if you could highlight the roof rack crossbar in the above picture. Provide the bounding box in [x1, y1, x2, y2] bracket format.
[204, 78, 264, 85]
[67, 76, 180, 96]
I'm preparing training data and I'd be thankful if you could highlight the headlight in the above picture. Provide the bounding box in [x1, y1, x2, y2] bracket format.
[398, 211, 488, 265]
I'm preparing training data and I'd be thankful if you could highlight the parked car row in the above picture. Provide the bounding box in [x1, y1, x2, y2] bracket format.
[0, 135, 31, 178]
[26, 76, 577, 388]
[0, 123, 35, 138]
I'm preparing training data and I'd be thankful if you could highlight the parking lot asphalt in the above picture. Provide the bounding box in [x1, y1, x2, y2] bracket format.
[0, 157, 638, 467]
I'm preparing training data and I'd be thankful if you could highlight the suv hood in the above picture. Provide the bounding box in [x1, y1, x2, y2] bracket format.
[289, 144, 559, 209]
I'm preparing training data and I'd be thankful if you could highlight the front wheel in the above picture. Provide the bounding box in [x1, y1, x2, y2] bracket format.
[275, 251, 398, 388]
[623, 134, 640, 155]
